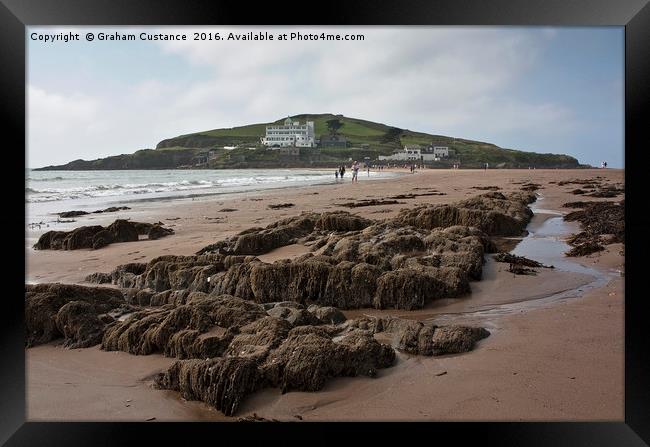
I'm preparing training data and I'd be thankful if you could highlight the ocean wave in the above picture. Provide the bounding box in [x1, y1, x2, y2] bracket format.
[27, 176, 65, 182]
[25, 171, 334, 203]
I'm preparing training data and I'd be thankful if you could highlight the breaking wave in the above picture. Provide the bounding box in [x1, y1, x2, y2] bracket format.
[25, 171, 335, 203]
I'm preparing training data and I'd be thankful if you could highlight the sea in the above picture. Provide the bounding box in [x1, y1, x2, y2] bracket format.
[26, 168, 396, 227]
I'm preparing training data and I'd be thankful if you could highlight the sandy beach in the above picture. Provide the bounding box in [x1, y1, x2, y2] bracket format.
[25, 168, 624, 421]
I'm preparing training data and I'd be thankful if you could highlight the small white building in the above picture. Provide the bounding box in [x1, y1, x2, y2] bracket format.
[432, 146, 449, 158]
[379, 145, 438, 162]
[261, 117, 315, 148]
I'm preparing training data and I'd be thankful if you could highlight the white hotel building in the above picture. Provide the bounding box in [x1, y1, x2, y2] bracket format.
[261, 117, 316, 148]
[378, 145, 450, 162]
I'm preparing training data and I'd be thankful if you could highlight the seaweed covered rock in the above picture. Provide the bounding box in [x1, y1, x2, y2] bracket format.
[307, 305, 346, 324]
[397, 324, 490, 356]
[197, 213, 320, 256]
[395, 192, 535, 236]
[154, 328, 395, 416]
[345, 316, 490, 356]
[84, 262, 148, 289]
[57, 210, 89, 218]
[250, 260, 332, 305]
[261, 331, 395, 393]
[106, 219, 139, 243]
[520, 183, 542, 192]
[322, 262, 381, 308]
[57, 206, 130, 218]
[95, 224, 482, 310]
[91, 230, 114, 249]
[315, 212, 372, 232]
[566, 241, 605, 257]
[165, 327, 237, 360]
[87, 255, 226, 292]
[153, 318, 395, 416]
[33, 219, 174, 250]
[155, 356, 261, 416]
[148, 224, 175, 240]
[33, 225, 105, 250]
[86, 193, 535, 310]
[226, 316, 293, 360]
[265, 303, 321, 327]
[101, 294, 267, 356]
[563, 200, 624, 257]
[84, 272, 112, 284]
[564, 201, 624, 241]
[196, 211, 373, 257]
[374, 267, 469, 310]
[25, 283, 125, 347]
[113, 262, 148, 288]
[31, 230, 69, 250]
[109, 296, 487, 417]
[207, 255, 469, 310]
[101, 308, 169, 354]
[55, 301, 110, 348]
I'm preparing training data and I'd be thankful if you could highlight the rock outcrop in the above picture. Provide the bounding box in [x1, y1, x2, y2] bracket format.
[152, 320, 396, 415]
[394, 191, 535, 236]
[33, 219, 174, 250]
[58, 206, 131, 218]
[151, 307, 487, 415]
[25, 283, 126, 347]
[26, 283, 489, 416]
[88, 193, 536, 310]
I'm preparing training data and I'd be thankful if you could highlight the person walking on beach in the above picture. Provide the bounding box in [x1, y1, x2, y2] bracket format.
[367, 165, 370, 177]
[335, 169, 339, 180]
[351, 161, 360, 183]
[340, 165, 345, 179]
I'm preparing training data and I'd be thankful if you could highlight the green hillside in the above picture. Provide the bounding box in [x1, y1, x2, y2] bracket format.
[156, 114, 394, 151]
[35, 113, 582, 170]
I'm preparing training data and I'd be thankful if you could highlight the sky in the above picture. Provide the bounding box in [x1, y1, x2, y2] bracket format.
[27, 26, 624, 168]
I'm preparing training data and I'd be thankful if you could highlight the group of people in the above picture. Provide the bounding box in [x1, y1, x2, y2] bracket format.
[335, 161, 362, 183]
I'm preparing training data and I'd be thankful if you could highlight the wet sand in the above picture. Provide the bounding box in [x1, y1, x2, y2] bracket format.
[25, 168, 624, 421]
[27, 343, 227, 421]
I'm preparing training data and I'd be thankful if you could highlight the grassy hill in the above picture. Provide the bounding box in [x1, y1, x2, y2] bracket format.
[35, 113, 582, 170]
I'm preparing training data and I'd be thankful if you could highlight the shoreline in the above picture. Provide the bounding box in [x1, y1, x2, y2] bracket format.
[25, 168, 624, 420]
[26, 168, 403, 229]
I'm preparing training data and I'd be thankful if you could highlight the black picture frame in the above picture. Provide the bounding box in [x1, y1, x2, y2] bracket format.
[2, 0, 648, 445]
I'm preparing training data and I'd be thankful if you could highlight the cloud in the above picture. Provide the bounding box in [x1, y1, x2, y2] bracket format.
[28, 86, 100, 133]
[151, 27, 558, 134]
[28, 86, 105, 166]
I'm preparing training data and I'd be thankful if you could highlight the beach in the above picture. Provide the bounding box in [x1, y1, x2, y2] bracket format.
[25, 168, 624, 421]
